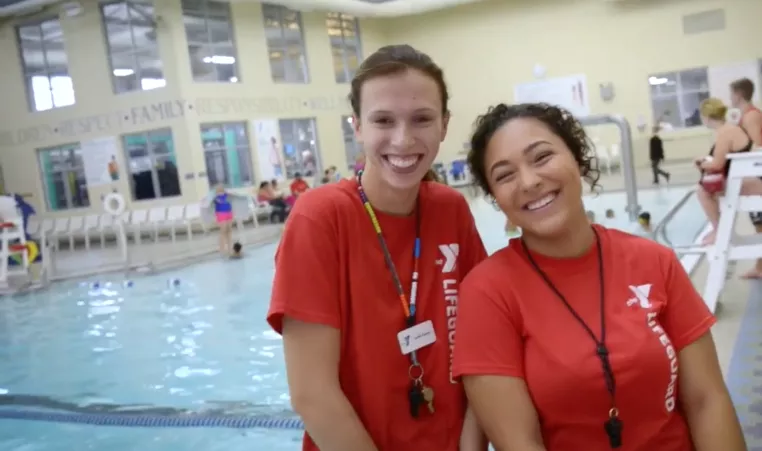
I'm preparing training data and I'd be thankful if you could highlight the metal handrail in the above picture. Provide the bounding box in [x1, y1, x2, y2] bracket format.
[652, 189, 695, 246]
[578, 114, 640, 221]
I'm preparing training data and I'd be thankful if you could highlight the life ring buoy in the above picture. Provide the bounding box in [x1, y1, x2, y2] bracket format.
[9, 241, 38, 265]
[103, 193, 126, 216]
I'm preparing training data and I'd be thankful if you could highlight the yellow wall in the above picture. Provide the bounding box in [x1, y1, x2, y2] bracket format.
[0, 0, 387, 216]
[2, 0, 760, 217]
[388, 0, 761, 167]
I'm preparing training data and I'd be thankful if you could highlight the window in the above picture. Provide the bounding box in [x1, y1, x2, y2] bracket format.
[182, 0, 239, 82]
[262, 4, 309, 83]
[101, 1, 165, 94]
[326, 13, 361, 83]
[648, 68, 710, 129]
[279, 118, 321, 178]
[342, 116, 361, 171]
[38, 144, 89, 211]
[16, 18, 75, 112]
[123, 129, 181, 201]
[201, 122, 254, 188]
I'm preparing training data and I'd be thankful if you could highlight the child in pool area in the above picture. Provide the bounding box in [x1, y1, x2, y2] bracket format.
[210, 184, 234, 256]
[231, 242, 242, 259]
[637, 211, 652, 237]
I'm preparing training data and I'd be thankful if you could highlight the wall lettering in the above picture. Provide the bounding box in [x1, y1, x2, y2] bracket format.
[0, 96, 346, 149]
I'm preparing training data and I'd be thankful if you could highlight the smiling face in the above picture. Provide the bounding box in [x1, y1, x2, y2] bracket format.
[485, 117, 585, 239]
[354, 69, 449, 190]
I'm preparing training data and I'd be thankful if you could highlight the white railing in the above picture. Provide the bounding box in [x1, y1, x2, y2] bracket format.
[29, 196, 277, 281]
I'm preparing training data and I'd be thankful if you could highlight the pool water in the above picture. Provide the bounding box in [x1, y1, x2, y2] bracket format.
[0, 187, 705, 451]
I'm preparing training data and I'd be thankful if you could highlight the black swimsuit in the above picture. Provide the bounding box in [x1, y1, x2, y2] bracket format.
[702, 134, 753, 179]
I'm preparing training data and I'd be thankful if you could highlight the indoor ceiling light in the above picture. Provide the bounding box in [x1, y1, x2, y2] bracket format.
[202, 55, 236, 65]
[113, 68, 134, 77]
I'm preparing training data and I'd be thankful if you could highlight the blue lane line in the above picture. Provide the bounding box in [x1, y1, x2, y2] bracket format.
[0, 409, 305, 430]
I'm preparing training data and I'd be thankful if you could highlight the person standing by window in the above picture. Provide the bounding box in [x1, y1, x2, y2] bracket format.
[290, 172, 310, 198]
[649, 126, 670, 185]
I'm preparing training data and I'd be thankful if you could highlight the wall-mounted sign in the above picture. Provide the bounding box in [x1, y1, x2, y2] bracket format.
[0, 95, 349, 149]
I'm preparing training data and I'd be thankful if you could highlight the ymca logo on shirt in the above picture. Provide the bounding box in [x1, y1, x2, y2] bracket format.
[626, 284, 653, 309]
[437, 243, 459, 273]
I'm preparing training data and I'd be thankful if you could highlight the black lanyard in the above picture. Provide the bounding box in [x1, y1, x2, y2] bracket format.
[521, 227, 622, 448]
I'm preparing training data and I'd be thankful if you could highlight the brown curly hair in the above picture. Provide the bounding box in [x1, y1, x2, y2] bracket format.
[467, 103, 600, 195]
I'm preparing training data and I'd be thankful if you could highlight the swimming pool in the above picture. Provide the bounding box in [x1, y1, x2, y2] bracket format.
[0, 186, 705, 451]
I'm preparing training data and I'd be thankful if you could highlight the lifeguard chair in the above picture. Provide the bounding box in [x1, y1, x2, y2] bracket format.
[0, 195, 30, 292]
[678, 150, 762, 313]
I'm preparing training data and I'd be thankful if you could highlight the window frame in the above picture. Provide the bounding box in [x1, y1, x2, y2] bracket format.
[181, 0, 240, 83]
[326, 13, 362, 83]
[37, 143, 90, 211]
[122, 128, 182, 201]
[262, 3, 310, 84]
[100, 0, 165, 94]
[279, 117, 322, 178]
[648, 67, 710, 129]
[15, 16, 76, 112]
[200, 121, 255, 188]
[341, 115, 361, 171]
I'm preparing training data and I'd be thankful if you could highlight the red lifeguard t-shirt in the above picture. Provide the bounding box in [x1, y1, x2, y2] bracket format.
[290, 179, 309, 196]
[268, 179, 487, 451]
[453, 225, 715, 450]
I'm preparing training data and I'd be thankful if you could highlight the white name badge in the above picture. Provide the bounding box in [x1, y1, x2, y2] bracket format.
[397, 320, 437, 355]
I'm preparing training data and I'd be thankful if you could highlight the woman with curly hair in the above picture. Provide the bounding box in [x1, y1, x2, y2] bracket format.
[450, 103, 744, 450]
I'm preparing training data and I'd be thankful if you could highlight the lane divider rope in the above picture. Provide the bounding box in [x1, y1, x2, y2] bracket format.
[0, 409, 305, 430]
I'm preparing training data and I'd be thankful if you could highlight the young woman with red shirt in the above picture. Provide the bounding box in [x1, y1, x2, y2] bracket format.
[267, 45, 488, 451]
[452, 103, 745, 450]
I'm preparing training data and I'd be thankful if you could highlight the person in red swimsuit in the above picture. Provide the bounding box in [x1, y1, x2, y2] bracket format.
[267, 45, 488, 451]
[289, 173, 310, 198]
[452, 103, 745, 450]
[731, 78, 762, 278]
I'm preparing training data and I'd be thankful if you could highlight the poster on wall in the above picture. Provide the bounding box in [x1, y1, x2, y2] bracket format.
[80, 136, 120, 187]
[514, 74, 590, 118]
[252, 119, 284, 182]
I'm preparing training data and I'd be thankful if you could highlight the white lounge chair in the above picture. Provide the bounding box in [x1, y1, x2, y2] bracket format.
[165, 205, 185, 243]
[129, 210, 148, 244]
[147, 207, 167, 242]
[183, 203, 204, 240]
[50, 218, 70, 250]
[66, 216, 84, 249]
[83, 215, 100, 250]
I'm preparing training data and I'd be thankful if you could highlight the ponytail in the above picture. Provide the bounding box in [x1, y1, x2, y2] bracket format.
[423, 168, 443, 183]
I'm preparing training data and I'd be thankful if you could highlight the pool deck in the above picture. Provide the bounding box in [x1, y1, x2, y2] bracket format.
[45, 223, 283, 280]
